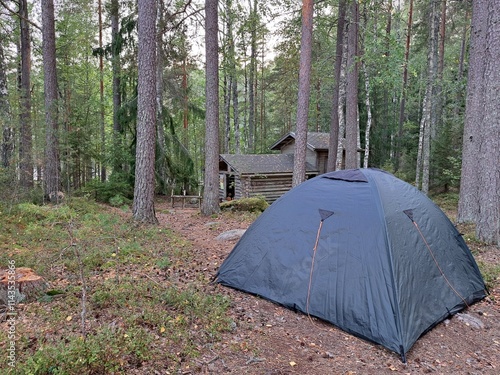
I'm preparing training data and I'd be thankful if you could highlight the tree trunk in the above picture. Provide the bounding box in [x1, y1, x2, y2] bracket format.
[111, 0, 123, 173]
[422, 1, 440, 194]
[476, 0, 500, 245]
[42, 0, 61, 202]
[432, 0, 447, 141]
[362, 61, 373, 169]
[98, 0, 106, 182]
[223, 74, 231, 153]
[201, 0, 220, 216]
[292, 0, 314, 187]
[224, 0, 237, 154]
[454, 8, 469, 120]
[133, 0, 158, 224]
[0, 31, 13, 169]
[247, 0, 258, 153]
[415, 0, 439, 194]
[336, 37, 348, 171]
[242, 38, 248, 153]
[381, 0, 392, 163]
[259, 44, 265, 153]
[156, 0, 168, 195]
[458, 0, 487, 223]
[233, 70, 240, 154]
[395, 0, 413, 172]
[19, 0, 33, 188]
[328, 0, 346, 172]
[0, 267, 48, 303]
[344, 0, 359, 170]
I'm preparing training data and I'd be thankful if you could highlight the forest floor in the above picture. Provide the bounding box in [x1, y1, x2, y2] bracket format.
[0, 196, 499, 374]
[155, 199, 500, 375]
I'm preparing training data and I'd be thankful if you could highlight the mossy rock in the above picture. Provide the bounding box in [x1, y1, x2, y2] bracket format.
[220, 197, 269, 213]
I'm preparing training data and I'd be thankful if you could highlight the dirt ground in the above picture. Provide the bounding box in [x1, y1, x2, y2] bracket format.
[158, 201, 500, 375]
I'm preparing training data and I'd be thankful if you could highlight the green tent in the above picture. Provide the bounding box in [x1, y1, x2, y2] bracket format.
[216, 168, 487, 361]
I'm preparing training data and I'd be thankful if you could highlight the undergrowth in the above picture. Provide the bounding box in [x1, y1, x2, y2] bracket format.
[220, 196, 269, 213]
[0, 197, 231, 374]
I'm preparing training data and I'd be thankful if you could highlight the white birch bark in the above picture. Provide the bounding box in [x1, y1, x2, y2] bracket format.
[362, 61, 373, 169]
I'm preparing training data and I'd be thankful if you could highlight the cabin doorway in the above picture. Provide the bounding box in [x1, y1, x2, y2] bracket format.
[225, 175, 235, 200]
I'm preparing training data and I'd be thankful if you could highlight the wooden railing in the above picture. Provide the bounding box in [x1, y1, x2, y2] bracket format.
[170, 190, 202, 208]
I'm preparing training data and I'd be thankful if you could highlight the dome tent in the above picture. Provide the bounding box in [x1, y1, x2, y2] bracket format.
[216, 168, 487, 361]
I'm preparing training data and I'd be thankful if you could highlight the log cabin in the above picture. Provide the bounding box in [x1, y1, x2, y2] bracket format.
[219, 132, 330, 203]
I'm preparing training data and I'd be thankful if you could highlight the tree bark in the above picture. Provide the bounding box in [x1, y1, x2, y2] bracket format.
[233, 69, 240, 154]
[292, 0, 314, 187]
[336, 36, 348, 170]
[362, 60, 372, 169]
[458, 0, 487, 223]
[111, 0, 123, 173]
[133, 0, 158, 224]
[223, 74, 231, 153]
[415, 0, 439, 194]
[0, 30, 13, 169]
[247, 0, 258, 153]
[201, 0, 220, 216]
[98, 0, 106, 182]
[19, 0, 33, 187]
[476, 0, 500, 245]
[155, 0, 168, 195]
[327, 0, 346, 172]
[395, 0, 413, 172]
[344, 0, 359, 170]
[41, 0, 60, 202]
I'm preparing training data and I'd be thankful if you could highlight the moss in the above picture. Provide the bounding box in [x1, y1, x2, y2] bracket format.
[220, 196, 269, 213]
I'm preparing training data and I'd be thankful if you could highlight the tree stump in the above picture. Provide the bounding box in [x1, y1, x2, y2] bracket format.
[0, 267, 48, 304]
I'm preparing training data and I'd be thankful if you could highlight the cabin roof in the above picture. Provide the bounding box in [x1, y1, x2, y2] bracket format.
[220, 153, 318, 175]
[270, 132, 330, 152]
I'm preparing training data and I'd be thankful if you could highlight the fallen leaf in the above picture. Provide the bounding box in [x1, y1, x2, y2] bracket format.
[160, 326, 166, 333]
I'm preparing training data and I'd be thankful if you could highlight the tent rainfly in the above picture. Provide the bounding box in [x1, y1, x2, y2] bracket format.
[216, 168, 487, 361]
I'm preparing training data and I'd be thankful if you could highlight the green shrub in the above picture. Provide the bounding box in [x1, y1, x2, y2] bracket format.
[220, 196, 269, 213]
[77, 173, 133, 204]
[109, 194, 131, 207]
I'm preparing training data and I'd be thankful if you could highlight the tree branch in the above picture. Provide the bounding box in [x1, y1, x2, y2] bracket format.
[0, 0, 41, 31]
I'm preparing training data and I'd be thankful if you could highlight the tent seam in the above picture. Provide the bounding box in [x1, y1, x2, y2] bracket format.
[362, 169, 406, 358]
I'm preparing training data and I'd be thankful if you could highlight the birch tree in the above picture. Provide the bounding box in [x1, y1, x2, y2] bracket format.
[415, 0, 439, 194]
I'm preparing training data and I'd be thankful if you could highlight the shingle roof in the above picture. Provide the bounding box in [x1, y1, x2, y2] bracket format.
[270, 132, 330, 151]
[220, 153, 318, 175]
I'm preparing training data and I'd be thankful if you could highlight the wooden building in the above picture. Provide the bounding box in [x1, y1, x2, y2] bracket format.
[270, 132, 330, 174]
[219, 154, 318, 203]
[219, 132, 329, 203]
